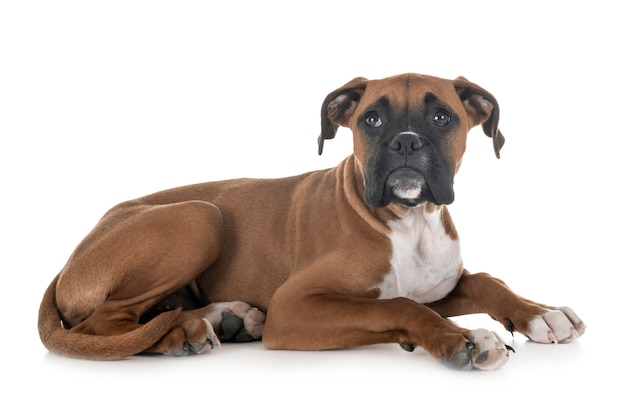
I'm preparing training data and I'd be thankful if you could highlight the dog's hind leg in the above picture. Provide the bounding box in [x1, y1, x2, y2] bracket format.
[53, 200, 226, 358]
[144, 301, 266, 355]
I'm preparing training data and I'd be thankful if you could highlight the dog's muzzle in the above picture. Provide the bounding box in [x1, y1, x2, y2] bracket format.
[365, 132, 455, 208]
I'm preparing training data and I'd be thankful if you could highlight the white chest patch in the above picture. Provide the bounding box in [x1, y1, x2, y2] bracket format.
[376, 205, 462, 303]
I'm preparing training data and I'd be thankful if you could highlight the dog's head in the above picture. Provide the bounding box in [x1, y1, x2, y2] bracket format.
[318, 73, 504, 208]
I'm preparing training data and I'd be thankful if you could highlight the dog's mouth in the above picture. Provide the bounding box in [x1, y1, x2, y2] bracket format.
[383, 169, 426, 206]
[366, 167, 455, 208]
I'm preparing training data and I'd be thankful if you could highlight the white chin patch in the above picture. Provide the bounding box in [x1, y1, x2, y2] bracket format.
[389, 176, 425, 199]
[393, 185, 422, 199]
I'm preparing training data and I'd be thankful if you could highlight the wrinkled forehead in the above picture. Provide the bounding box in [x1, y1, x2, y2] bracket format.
[358, 74, 461, 112]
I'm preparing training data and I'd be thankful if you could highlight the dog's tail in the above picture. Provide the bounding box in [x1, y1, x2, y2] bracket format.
[38, 275, 180, 360]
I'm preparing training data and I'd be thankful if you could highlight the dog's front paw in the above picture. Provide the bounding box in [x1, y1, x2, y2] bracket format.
[446, 329, 513, 371]
[526, 306, 586, 344]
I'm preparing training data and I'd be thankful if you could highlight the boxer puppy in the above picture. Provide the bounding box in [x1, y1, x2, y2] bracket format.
[38, 73, 585, 370]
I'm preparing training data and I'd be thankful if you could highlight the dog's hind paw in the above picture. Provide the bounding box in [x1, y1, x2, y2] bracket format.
[146, 317, 221, 357]
[219, 310, 261, 342]
[213, 302, 266, 342]
[145, 301, 266, 356]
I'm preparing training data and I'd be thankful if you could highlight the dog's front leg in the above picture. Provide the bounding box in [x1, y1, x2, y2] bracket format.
[263, 269, 511, 370]
[426, 269, 586, 344]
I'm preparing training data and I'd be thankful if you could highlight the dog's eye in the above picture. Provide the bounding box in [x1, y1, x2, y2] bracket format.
[365, 112, 383, 128]
[432, 110, 451, 127]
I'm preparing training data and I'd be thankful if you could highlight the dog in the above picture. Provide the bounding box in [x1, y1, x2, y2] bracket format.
[38, 73, 585, 370]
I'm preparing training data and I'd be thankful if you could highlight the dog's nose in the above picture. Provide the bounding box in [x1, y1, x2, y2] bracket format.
[389, 132, 423, 154]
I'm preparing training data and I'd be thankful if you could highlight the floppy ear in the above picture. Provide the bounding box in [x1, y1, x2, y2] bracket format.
[318, 77, 368, 155]
[454, 77, 505, 159]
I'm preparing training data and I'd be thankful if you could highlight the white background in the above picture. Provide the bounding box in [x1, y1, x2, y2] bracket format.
[1, 1, 623, 415]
